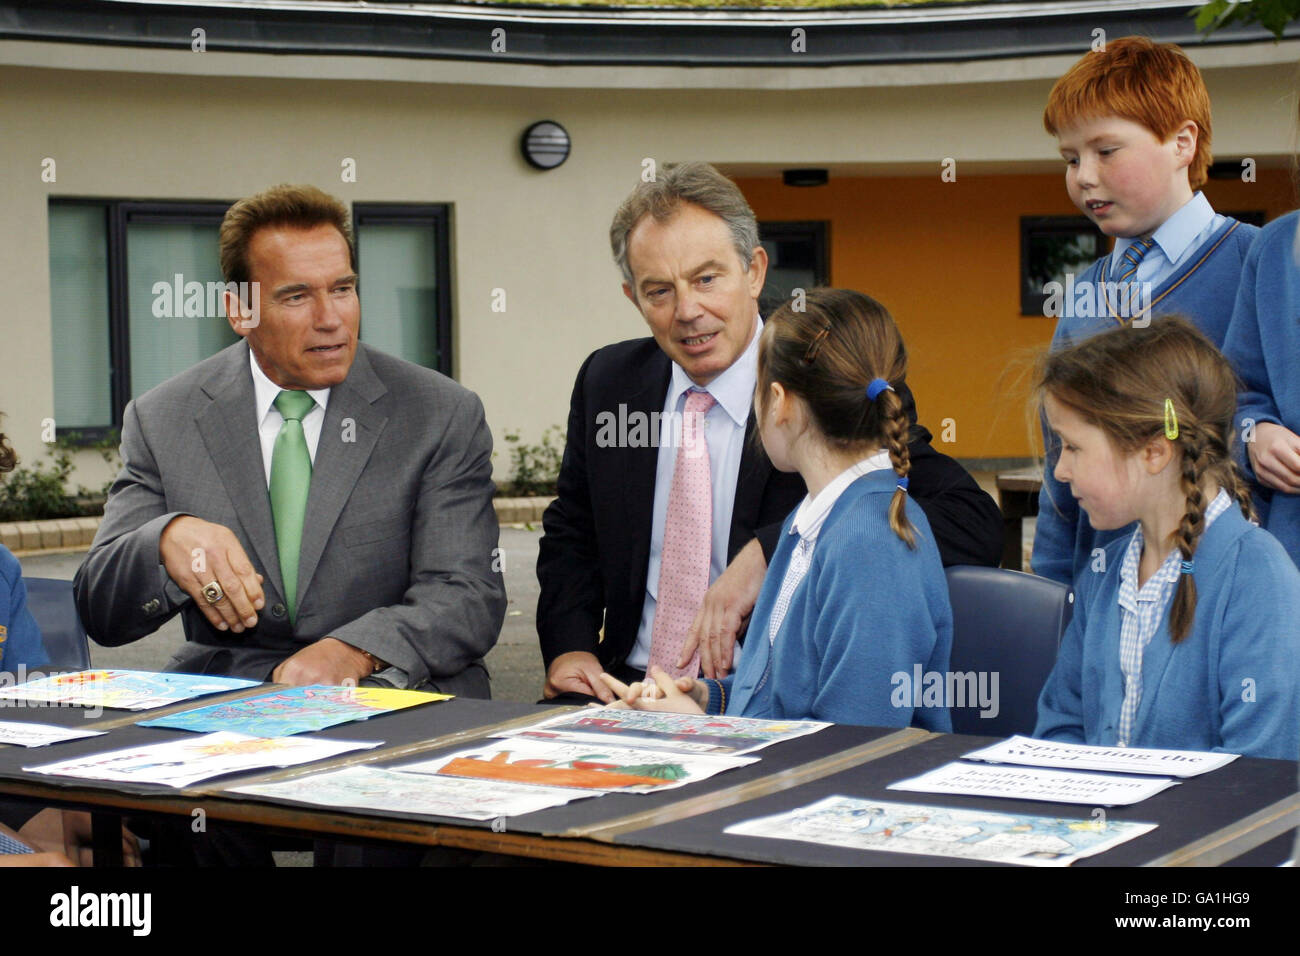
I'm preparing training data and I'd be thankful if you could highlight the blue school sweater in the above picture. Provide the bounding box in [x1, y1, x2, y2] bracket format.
[1222, 210, 1300, 562]
[705, 471, 953, 730]
[1032, 218, 1259, 585]
[1034, 505, 1300, 760]
[0, 544, 47, 675]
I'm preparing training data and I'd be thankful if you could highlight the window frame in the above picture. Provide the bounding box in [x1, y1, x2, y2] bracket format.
[49, 198, 234, 441]
[757, 219, 831, 316]
[49, 198, 457, 443]
[351, 203, 455, 379]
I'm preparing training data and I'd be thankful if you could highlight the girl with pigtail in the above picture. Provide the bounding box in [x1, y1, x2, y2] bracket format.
[600, 288, 953, 730]
[1035, 317, 1300, 759]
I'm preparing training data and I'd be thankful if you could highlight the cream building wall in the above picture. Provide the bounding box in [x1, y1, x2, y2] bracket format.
[1, 38, 1297, 482]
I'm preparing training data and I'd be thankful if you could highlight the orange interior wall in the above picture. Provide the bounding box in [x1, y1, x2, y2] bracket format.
[736, 169, 1296, 461]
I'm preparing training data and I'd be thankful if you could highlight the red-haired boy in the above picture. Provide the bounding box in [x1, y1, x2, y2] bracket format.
[1032, 36, 1258, 585]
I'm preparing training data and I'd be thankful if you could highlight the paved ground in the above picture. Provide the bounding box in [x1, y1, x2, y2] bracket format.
[18, 525, 550, 705]
[18, 472, 1029, 699]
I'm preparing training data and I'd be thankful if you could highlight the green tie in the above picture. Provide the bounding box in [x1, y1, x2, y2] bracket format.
[270, 389, 315, 624]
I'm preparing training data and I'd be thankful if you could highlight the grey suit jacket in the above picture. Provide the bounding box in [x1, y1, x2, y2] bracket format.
[73, 340, 505, 696]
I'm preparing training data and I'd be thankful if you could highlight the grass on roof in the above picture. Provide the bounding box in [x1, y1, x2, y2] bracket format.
[447, 0, 977, 9]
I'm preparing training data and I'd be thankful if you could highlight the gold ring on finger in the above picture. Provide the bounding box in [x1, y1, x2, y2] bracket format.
[201, 581, 225, 605]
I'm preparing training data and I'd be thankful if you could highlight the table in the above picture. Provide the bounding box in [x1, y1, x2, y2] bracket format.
[1, 691, 1296, 867]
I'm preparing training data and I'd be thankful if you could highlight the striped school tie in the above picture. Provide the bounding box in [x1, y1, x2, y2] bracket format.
[1117, 236, 1156, 282]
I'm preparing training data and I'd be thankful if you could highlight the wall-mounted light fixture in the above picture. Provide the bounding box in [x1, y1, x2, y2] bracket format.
[521, 121, 571, 170]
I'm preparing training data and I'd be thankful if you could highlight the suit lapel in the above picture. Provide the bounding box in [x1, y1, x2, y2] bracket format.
[295, 344, 388, 613]
[195, 342, 284, 602]
[623, 355, 671, 605]
[729, 411, 769, 556]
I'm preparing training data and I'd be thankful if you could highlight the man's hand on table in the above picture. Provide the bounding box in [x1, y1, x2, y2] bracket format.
[272, 637, 377, 686]
[160, 515, 264, 633]
[679, 537, 766, 679]
[543, 651, 615, 703]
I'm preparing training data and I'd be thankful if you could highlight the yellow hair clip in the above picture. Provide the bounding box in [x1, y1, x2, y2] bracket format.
[1164, 398, 1179, 441]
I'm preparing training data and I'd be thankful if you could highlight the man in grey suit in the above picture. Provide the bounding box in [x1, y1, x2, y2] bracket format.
[75, 184, 504, 696]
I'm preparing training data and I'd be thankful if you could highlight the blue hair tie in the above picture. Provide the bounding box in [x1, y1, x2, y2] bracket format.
[897, 477, 909, 492]
[1180, 560, 1194, 575]
[866, 378, 893, 401]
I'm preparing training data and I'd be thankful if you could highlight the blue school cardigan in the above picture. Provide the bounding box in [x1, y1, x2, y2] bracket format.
[706, 470, 953, 731]
[1222, 210, 1300, 563]
[1034, 505, 1300, 760]
[1032, 218, 1259, 586]
[0, 544, 47, 675]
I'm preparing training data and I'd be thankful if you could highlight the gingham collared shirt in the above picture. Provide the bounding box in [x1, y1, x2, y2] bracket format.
[0, 830, 32, 855]
[1115, 489, 1232, 746]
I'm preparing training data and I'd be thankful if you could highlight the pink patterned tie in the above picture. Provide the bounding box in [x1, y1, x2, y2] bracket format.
[648, 389, 716, 679]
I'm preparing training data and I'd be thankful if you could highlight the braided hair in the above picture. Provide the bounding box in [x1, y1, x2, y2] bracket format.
[757, 287, 916, 548]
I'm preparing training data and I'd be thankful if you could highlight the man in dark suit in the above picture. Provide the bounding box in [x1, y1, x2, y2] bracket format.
[537, 163, 1002, 702]
[75, 184, 504, 696]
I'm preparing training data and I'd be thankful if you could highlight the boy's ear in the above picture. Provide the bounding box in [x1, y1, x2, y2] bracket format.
[1172, 120, 1198, 170]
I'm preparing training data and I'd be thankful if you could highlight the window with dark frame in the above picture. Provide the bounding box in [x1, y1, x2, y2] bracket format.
[1019, 216, 1107, 317]
[48, 199, 235, 440]
[352, 204, 454, 379]
[758, 221, 830, 319]
[47, 199, 455, 440]
[1020, 210, 1268, 317]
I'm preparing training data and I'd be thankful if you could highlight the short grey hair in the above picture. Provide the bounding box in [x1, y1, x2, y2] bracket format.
[609, 162, 759, 288]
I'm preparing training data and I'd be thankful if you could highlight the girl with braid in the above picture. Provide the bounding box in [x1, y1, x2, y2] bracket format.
[600, 288, 953, 729]
[1035, 317, 1300, 759]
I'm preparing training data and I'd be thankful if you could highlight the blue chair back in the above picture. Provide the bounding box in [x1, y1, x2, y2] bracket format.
[943, 565, 1073, 738]
[23, 577, 91, 671]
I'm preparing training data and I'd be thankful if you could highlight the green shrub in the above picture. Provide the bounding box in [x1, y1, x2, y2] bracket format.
[0, 431, 122, 522]
[499, 426, 565, 497]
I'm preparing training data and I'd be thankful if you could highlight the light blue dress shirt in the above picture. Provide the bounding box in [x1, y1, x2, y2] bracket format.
[1108, 191, 1225, 292]
[627, 316, 762, 671]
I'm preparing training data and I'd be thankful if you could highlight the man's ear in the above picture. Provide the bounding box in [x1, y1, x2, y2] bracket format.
[622, 282, 640, 310]
[746, 245, 769, 300]
[223, 288, 254, 339]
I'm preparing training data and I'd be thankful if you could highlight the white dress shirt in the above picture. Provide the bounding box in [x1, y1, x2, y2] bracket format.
[628, 316, 762, 671]
[248, 348, 330, 487]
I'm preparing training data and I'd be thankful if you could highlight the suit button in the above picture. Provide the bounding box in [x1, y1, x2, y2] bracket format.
[271, 603, 287, 619]
[142, 598, 160, 614]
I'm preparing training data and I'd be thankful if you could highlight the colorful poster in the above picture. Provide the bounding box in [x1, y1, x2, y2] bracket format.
[24, 731, 379, 788]
[726, 796, 1158, 866]
[962, 735, 1239, 778]
[399, 737, 757, 793]
[0, 721, 106, 748]
[498, 709, 829, 756]
[887, 761, 1178, 806]
[138, 684, 449, 737]
[227, 765, 592, 821]
[0, 669, 258, 710]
